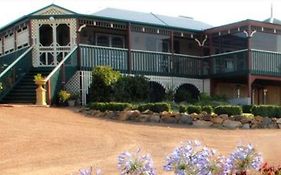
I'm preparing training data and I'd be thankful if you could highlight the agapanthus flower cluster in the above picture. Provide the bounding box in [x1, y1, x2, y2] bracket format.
[76, 167, 102, 175]
[117, 148, 156, 175]
[228, 144, 263, 174]
[163, 140, 229, 175]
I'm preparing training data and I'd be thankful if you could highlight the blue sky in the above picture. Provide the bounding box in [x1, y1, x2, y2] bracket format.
[0, 0, 279, 28]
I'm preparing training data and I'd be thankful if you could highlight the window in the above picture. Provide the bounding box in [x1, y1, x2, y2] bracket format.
[112, 36, 124, 48]
[96, 34, 124, 48]
[97, 35, 110, 47]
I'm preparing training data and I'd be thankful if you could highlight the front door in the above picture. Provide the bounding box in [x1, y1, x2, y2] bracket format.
[38, 23, 71, 66]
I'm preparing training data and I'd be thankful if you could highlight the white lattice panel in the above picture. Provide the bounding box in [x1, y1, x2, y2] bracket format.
[81, 71, 92, 105]
[32, 5, 74, 16]
[65, 71, 80, 95]
[145, 75, 211, 95]
[4, 34, 14, 52]
[16, 28, 29, 48]
[31, 18, 77, 67]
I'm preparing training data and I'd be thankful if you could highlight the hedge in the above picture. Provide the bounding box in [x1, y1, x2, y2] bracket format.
[242, 105, 253, 113]
[251, 105, 281, 118]
[202, 105, 213, 114]
[137, 103, 171, 113]
[89, 102, 132, 112]
[214, 105, 242, 116]
[178, 105, 202, 114]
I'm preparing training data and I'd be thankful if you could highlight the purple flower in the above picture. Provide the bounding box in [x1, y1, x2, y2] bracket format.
[228, 144, 263, 174]
[118, 148, 156, 175]
[164, 140, 230, 175]
[78, 167, 102, 175]
[79, 167, 92, 175]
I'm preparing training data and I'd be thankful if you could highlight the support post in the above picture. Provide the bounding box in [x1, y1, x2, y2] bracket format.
[247, 25, 253, 104]
[170, 31, 174, 74]
[127, 23, 132, 74]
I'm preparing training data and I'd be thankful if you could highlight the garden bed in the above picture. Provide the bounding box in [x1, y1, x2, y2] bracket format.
[80, 108, 281, 129]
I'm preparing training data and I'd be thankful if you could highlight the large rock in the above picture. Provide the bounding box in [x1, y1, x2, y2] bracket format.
[149, 114, 160, 123]
[178, 114, 193, 125]
[104, 111, 116, 119]
[219, 114, 229, 121]
[242, 123, 250, 129]
[261, 117, 273, 128]
[135, 114, 150, 122]
[240, 117, 253, 124]
[160, 111, 173, 118]
[211, 117, 224, 125]
[117, 111, 131, 121]
[223, 120, 242, 129]
[161, 116, 177, 123]
[202, 114, 212, 121]
[190, 113, 203, 121]
[128, 110, 141, 120]
[276, 118, 281, 124]
[193, 120, 213, 128]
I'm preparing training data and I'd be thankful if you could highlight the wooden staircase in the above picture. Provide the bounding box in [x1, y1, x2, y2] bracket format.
[1, 68, 52, 104]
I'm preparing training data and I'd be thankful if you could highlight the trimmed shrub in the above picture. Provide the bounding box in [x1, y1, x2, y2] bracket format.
[137, 103, 171, 113]
[202, 105, 213, 114]
[187, 105, 202, 114]
[90, 102, 132, 112]
[90, 66, 121, 102]
[251, 105, 281, 118]
[114, 76, 149, 102]
[242, 105, 253, 113]
[179, 105, 187, 113]
[214, 105, 242, 116]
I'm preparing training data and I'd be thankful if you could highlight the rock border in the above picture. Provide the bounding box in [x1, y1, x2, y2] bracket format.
[79, 108, 281, 129]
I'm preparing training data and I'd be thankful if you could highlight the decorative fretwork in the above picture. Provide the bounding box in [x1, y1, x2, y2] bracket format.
[79, 19, 127, 30]
[131, 25, 170, 35]
[32, 6, 74, 16]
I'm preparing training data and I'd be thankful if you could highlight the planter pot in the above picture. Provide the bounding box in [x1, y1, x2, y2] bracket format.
[35, 80, 46, 86]
[68, 100, 76, 107]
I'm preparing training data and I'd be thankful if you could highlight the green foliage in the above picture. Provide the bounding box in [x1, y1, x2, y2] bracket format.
[174, 88, 193, 103]
[90, 66, 121, 102]
[251, 105, 281, 118]
[187, 105, 202, 114]
[165, 86, 175, 101]
[202, 105, 213, 114]
[114, 75, 149, 102]
[178, 105, 202, 114]
[179, 105, 187, 113]
[89, 102, 132, 112]
[0, 82, 3, 92]
[195, 93, 228, 106]
[137, 103, 171, 113]
[242, 105, 253, 113]
[214, 105, 242, 116]
[34, 73, 44, 81]
[58, 90, 71, 103]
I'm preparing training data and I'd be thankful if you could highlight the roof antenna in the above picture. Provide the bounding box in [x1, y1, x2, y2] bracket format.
[270, 3, 274, 23]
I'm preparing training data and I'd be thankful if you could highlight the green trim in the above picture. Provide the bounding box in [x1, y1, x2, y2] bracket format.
[0, 4, 78, 33]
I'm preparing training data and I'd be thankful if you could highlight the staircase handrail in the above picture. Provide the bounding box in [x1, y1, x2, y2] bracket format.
[44, 46, 78, 82]
[0, 46, 34, 79]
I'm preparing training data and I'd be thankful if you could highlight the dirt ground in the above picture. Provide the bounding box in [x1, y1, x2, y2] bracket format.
[0, 106, 280, 175]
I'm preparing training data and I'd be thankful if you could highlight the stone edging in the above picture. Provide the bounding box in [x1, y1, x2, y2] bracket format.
[79, 109, 281, 129]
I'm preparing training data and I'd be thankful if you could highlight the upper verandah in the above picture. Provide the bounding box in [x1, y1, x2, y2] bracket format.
[2, 3, 281, 35]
